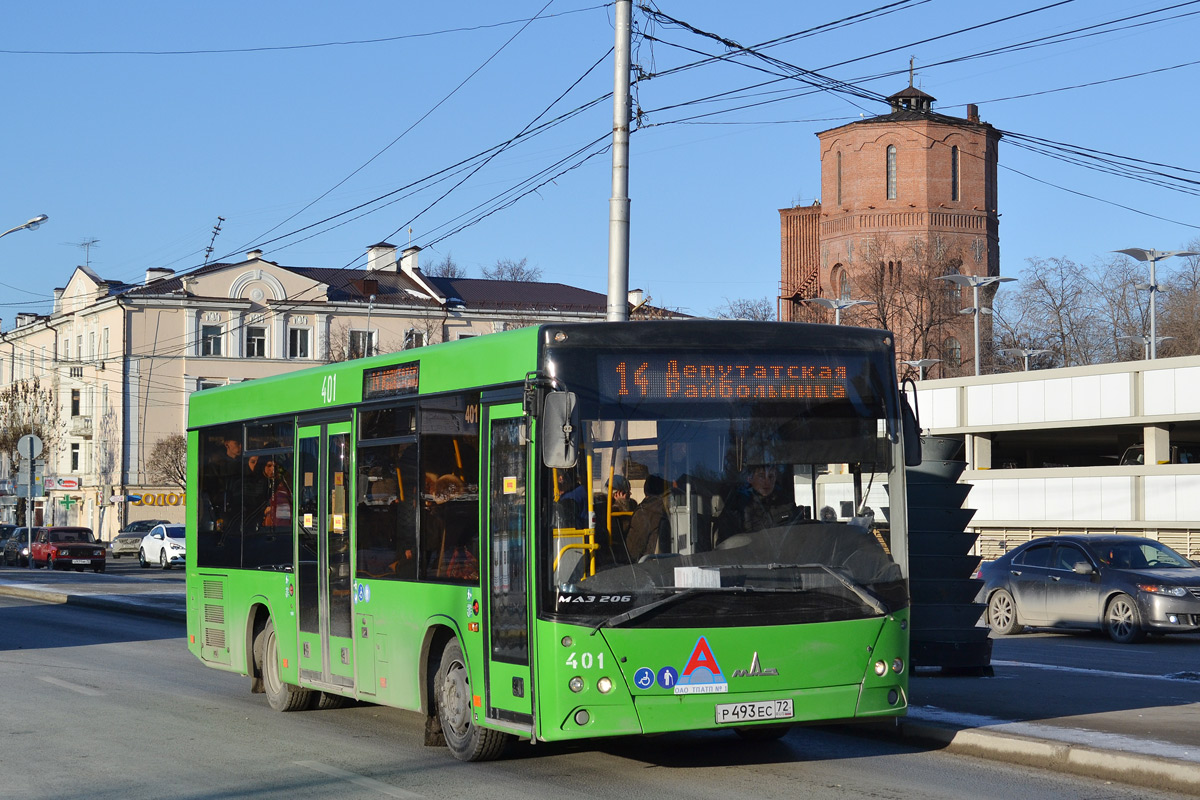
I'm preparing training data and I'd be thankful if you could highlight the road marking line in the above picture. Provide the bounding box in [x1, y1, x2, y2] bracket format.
[992, 659, 1200, 683]
[294, 761, 423, 798]
[38, 676, 103, 696]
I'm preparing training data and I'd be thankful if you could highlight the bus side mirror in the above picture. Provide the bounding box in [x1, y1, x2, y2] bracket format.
[901, 390, 922, 468]
[541, 391, 578, 469]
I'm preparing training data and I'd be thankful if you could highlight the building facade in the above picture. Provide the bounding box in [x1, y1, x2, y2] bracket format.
[0, 244, 625, 538]
[780, 84, 1002, 378]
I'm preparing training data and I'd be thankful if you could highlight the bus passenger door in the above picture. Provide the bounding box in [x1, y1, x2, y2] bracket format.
[296, 420, 355, 691]
[482, 402, 534, 731]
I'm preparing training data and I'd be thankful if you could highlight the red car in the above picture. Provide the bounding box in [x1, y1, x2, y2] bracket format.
[32, 527, 106, 573]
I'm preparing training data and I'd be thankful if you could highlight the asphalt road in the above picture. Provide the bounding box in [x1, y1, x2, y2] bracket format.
[0, 596, 1195, 800]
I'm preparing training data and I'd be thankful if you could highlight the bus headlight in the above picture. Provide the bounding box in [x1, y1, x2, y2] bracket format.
[569, 676, 585, 693]
[597, 677, 613, 694]
[874, 660, 887, 677]
[891, 658, 904, 674]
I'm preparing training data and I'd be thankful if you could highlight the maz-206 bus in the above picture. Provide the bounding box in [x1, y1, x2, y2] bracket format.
[186, 321, 919, 761]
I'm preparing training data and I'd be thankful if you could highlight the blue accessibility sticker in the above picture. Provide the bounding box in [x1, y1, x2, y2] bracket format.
[633, 667, 655, 690]
[657, 666, 679, 689]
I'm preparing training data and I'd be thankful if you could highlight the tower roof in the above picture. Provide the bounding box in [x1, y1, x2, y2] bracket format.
[886, 85, 936, 113]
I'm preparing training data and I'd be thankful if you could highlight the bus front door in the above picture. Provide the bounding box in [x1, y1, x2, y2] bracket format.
[481, 403, 534, 732]
[296, 420, 355, 692]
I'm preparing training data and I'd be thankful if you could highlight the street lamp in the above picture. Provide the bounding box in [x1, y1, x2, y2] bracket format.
[935, 274, 1016, 376]
[802, 296, 875, 325]
[1113, 248, 1199, 360]
[902, 358, 942, 380]
[1118, 333, 1174, 361]
[999, 347, 1051, 371]
[0, 214, 49, 240]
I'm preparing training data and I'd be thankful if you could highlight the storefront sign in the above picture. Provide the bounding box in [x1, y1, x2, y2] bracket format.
[45, 476, 82, 491]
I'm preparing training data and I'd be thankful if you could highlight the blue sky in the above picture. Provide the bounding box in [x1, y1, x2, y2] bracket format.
[3, 1, 1198, 321]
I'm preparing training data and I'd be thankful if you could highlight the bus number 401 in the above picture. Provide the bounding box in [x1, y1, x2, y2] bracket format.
[320, 374, 337, 405]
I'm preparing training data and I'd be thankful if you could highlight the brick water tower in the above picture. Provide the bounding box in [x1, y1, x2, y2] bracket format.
[781, 82, 1002, 378]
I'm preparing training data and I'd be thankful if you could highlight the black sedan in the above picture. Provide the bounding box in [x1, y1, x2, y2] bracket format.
[2, 527, 34, 566]
[979, 535, 1200, 643]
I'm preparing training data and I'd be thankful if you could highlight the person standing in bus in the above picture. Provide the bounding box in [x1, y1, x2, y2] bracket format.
[626, 475, 671, 561]
[262, 459, 293, 528]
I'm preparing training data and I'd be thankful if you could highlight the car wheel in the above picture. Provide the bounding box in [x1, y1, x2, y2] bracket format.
[160, 551, 170, 570]
[434, 638, 510, 761]
[139, 549, 150, 569]
[258, 618, 312, 712]
[987, 589, 1023, 635]
[1105, 593, 1147, 644]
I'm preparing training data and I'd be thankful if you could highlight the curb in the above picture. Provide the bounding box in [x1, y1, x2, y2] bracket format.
[885, 719, 1200, 795]
[0, 584, 187, 623]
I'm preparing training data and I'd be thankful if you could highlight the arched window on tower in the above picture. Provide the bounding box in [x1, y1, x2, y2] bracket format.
[839, 270, 851, 302]
[836, 151, 843, 206]
[951, 145, 960, 202]
[886, 145, 897, 200]
[944, 337, 962, 369]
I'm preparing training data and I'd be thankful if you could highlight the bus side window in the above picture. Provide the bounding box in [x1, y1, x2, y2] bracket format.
[197, 423, 247, 569]
[418, 394, 481, 582]
[355, 441, 418, 581]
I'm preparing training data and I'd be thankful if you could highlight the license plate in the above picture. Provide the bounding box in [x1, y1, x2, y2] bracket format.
[71, 559, 91, 565]
[714, 698, 794, 724]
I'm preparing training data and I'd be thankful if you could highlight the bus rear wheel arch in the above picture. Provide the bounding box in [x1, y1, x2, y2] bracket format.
[433, 638, 510, 761]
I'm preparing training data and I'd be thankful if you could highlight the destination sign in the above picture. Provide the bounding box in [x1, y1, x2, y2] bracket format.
[363, 361, 419, 400]
[598, 355, 852, 402]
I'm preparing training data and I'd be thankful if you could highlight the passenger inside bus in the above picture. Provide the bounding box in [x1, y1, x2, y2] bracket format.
[626, 475, 672, 561]
[715, 463, 799, 544]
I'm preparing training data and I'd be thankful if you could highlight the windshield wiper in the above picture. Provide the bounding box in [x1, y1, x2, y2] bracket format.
[592, 585, 802, 632]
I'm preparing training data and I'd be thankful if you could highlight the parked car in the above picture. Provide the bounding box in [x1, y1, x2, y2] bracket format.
[139, 524, 186, 570]
[1119, 442, 1200, 466]
[2, 527, 33, 566]
[979, 534, 1200, 643]
[109, 519, 169, 559]
[31, 527, 106, 573]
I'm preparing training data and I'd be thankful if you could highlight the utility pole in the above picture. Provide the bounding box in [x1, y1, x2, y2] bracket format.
[606, 0, 632, 322]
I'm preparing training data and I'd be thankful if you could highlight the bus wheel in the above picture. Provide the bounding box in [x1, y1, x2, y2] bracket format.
[258, 618, 312, 712]
[434, 638, 509, 761]
[314, 691, 352, 710]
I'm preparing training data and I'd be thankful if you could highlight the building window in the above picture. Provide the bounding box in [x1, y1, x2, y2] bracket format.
[198, 379, 224, 391]
[349, 329, 375, 359]
[246, 327, 267, 358]
[836, 151, 843, 206]
[404, 329, 427, 350]
[70, 443, 81, 472]
[202, 325, 223, 356]
[944, 337, 962, 369]
[102, 328, 110, 359]
[950, 145, 960, 202]
[886, 145, 897, 200]
[71, 389, 81, 417]
[289, 328, 310, 359]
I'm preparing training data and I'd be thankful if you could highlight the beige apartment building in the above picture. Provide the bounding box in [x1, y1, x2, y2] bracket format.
[0, 243, 620, 539]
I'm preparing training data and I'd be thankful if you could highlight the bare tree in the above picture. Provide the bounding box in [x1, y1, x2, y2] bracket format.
[426, 251, 467, 279]
[0, 378, 63, 470]
[1000, 256, 1107, 368]
[710, 297, 775, 321]
[1158, 244, 1200, 357]
[482, 257, 542, 282]
[146, 434, 187, 490]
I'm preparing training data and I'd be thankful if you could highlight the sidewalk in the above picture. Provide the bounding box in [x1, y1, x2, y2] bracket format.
[2, 570, 1198, 795]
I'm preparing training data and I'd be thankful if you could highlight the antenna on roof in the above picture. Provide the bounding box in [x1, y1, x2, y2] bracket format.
[66, 238, 100, 268]
[203, 217, 225, 266]
[909, 56, 915, 88]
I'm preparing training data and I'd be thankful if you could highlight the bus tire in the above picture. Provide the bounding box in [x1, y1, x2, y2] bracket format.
[259, 618, 312, 712]
[314, 691, 352, 710]
[434, 638, 509, 761]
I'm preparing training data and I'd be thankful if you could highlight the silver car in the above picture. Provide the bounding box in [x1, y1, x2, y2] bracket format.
[109, 519, 168, 559]
[980, 534, 1200, 643]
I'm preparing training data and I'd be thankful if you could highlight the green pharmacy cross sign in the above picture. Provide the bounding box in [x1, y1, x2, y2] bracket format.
[58, 495, 79, 509]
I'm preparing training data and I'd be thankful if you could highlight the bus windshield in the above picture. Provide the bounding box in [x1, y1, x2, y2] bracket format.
[542, 344, 906, 628]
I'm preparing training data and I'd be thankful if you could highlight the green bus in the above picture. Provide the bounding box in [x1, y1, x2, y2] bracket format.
[186, 320, 917, 761]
